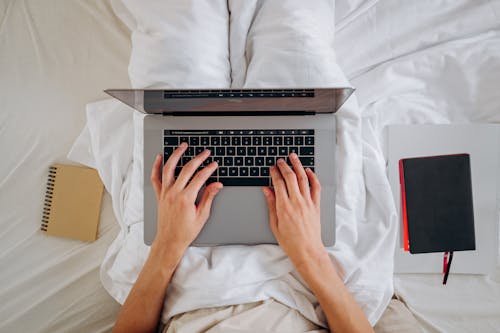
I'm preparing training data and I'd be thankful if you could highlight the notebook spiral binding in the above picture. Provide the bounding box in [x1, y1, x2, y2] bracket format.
[41, 166, 57, 232]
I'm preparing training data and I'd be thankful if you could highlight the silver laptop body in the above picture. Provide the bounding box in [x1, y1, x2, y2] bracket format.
[105, 88, 354, 247]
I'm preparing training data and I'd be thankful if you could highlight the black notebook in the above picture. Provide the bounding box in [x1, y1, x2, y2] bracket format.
[399, 154, 476, 254]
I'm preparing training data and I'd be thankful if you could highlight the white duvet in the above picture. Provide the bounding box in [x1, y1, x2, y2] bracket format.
[68, 0, 500, 331]
[69, 0, 396, 327]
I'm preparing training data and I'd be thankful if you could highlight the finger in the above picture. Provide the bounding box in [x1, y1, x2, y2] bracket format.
[262, 187, 278, 236]
[150, 153, 162, 200]
[175, 149, 211, 190]
[276, 158, 301, 200]
[162, 142, 188, 190]
[185, 161, 218, 198]
[306, 168, 321, 207]
[270, 165, 288, 202]
[289, 153, 310, 198]
[197, 182, 223, 222]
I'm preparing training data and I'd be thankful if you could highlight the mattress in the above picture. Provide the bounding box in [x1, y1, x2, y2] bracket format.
[1, 0, 500, 332]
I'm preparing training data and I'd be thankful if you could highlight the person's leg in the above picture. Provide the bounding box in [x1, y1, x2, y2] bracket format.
[374, 298, 422, 333]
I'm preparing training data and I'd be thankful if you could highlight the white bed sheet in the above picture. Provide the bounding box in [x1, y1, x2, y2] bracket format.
[334, 1, 500, 332]
[2, 0, 500, 332]
[0, 1, 130, 332]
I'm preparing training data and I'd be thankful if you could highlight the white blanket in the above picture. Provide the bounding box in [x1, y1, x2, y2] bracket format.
[69, 0, 397, 327]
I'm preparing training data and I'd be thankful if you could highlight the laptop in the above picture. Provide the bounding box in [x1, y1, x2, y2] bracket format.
[105, 88, 354, 246]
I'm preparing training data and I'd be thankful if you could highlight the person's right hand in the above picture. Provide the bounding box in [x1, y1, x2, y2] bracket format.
[262, 153, 328, 269]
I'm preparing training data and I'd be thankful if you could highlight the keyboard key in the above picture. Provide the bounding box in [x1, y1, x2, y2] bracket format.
[203, 157, 212, 166]
[299, 147, 314, 155]
[218, 177, 269, 186]
[232, 137, 241, 145]
[255, 157, 264, 166]
[180, 136, 189, 144]
[195, 147, 204, 154]
[268, 147, 277, 155]
[258, 147, 267, 155]
[235, 157, 244, 166]
[213, 156, 223, 165]
[211, 137, 221, 145]
[221, 137, 231, 145]
[229, 167, 238, 176]
[299, 157, 314, 166]
[253, 137, 262, 145]
[284, 136, 293, 145]
[305, 136, 314, 145]
[247, 147, 257, 155]
[200, 137, 210, 145]
[227, 147, 236, 155]
[245, 157, 254, 165]
[206, 177, 218, 185]
[164, 147, 174, 160]
[216, 147, 225, 155]
[186, 147, 195, 156]
[273, 137, 283, 145]
[240, 167, 249, 176]
[164, 136, 179, 146]
[250, 167, 259, 176]
[219, 167, 228, 177]
[260, 167, 270, 176]
[182, 157, 191, 165]
[242, 137, 252, 145]
[263, 137, 272, 145]
[190, 137, 199, 146]
[237, 147, 246, 155]
[265, 157, 275, 166]
[294, 136, 304, 145]
[278, 147, 287, 156]
[288, 147, 298, 154]
[224, 157, 234, 166]
[206, 147, 215, 155]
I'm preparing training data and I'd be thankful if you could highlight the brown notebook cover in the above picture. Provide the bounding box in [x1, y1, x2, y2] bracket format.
[41, 164, 104, 241]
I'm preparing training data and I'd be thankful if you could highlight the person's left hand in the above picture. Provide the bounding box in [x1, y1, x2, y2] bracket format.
[150, 142, 223, 256]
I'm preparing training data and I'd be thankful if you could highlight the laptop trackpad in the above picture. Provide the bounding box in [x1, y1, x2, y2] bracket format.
[193, 187, 276, 245]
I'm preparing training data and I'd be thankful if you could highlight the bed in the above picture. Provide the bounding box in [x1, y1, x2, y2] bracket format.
[1, 1, 499, 332]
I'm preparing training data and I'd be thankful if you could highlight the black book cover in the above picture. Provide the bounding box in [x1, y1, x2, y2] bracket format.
[401, 154, 476, 254]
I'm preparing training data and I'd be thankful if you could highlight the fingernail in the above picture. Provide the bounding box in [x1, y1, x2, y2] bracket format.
[277, 158, 285, 164]
[290, 153, 298, 159]
[180, 142, 187, 147]
[157, 153, 161, 159]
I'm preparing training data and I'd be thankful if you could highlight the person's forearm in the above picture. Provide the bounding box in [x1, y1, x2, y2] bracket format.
[295, 250, 374, 333]
[112, 243, 183, 333]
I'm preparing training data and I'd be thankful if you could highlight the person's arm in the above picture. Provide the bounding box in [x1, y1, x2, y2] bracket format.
[262, 153, 373, 333]
[113, 143, 222, 333]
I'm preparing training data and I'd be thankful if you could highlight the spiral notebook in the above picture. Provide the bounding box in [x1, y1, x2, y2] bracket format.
[41, 164, 104, 241]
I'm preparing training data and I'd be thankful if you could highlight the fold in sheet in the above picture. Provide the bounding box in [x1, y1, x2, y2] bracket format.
[69, 0, 397, 327]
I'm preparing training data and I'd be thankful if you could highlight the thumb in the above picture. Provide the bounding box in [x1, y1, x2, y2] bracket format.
[262, 187, 278, 236]
[197, 182, 223, 222]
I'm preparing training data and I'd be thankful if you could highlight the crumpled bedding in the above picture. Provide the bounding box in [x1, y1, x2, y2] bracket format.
[2, 0, 499, 332]
[68, 0, 397, 327]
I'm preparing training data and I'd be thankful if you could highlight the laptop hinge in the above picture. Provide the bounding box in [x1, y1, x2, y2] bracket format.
[161, 111, 316, 116]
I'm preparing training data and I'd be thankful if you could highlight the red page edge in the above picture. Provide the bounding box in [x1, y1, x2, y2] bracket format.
[399, 159, 410, 251]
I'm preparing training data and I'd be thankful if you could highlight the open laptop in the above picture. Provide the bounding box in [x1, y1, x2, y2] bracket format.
[105, 88, 354, 246]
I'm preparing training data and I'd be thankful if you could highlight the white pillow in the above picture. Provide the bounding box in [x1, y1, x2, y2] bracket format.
[111, 0, 231, 88]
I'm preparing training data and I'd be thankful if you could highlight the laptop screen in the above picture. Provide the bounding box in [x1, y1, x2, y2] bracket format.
[104, 88, 354, 115]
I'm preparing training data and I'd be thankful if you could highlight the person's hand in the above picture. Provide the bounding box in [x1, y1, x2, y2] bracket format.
[150, 142, 223, 258]
[262, 153, 327, 269]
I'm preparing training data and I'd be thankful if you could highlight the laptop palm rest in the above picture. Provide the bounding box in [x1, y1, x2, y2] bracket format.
[194, 187, 274, 245]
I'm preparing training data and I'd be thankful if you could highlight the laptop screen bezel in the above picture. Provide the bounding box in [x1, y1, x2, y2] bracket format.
[104, 88, 354, 115]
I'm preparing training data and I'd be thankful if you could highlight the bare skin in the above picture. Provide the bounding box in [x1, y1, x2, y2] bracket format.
[112, 144, 373, 333]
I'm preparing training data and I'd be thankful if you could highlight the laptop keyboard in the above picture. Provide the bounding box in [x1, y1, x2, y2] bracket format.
[163, 129, 315, 186]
